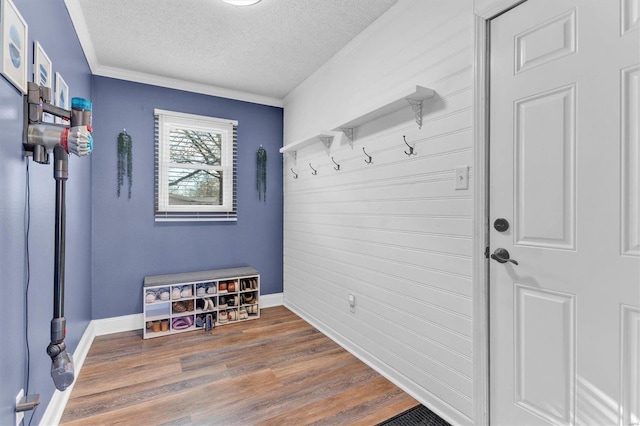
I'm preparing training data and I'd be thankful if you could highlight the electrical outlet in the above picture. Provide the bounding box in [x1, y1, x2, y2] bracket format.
[348, 294, 356, 313]
[15, 389, 24, 426]
[455, 166, 469, 190]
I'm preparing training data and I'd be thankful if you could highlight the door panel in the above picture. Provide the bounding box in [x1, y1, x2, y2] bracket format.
[514, 8, 576, 74]
[514, 84, 576, 249]
[489, 1, 640, 425]
[622, 64, 639, 257]
[514, 284, 576, 425]
[621, 305, 640, 426]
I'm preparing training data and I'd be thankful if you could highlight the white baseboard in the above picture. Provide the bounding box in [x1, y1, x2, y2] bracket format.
[39, 321, 95, 426]
[284, 299, 472, 426]
[38, 292, 284, 425]
[260, 292, 284, 308]
[90, 293, 283, 335]
[93, 313, 144, 336]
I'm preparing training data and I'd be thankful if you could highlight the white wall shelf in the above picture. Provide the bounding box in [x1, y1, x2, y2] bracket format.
[279, 132, 335, 156]
[333, 85, 435, 145]
[280, 86, 434, 155]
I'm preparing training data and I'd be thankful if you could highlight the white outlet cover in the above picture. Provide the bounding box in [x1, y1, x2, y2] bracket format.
[348, 294, 355, 307]
[455, 166, 469, 190]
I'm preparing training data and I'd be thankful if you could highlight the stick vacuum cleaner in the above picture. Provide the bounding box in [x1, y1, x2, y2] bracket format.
[23, 82, 94, 391]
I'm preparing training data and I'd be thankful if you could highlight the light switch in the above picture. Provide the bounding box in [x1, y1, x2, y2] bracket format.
[455, 166, 469, 190]
[348, 294, 355, 307]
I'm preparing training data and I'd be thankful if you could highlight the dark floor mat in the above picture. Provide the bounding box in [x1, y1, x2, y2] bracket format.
[376, 405, 452, 426]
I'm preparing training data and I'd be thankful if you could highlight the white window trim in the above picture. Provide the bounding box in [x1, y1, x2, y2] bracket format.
[154, 109, 238, 221]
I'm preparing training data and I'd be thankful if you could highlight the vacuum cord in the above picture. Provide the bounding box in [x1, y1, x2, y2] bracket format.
[24, 160, 36, 426]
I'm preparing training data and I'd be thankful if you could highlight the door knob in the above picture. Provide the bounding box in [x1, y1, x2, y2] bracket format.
[493, 218, 509, 232]
[491, 248, 519, 265]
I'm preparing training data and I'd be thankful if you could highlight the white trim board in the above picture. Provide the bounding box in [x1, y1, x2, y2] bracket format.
[39, 322, 95, 426]
[471, 2, 528, 425]
[472, 14, 490, 426]
[39, 292, 284, 425]
[94, 292, 283, 336]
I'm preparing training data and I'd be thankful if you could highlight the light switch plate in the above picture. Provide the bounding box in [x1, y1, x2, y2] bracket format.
[455, 166, 469, 190]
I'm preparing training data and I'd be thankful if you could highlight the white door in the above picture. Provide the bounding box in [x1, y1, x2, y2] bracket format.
[489, 1, 640, 425]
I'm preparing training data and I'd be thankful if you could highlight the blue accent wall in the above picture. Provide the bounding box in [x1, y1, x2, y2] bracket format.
[0, 0, 92, 424]
[90, 76, 283, 319]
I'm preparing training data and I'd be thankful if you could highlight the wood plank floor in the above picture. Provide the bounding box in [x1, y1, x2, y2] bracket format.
[60, 306, 418, 425]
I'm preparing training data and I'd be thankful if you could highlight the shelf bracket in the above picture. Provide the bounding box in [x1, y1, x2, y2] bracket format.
[319, 135, 334, 156]
[286, 150, 297, 164]
[341, 128, 354, 148]
[405, 99, 424, 129]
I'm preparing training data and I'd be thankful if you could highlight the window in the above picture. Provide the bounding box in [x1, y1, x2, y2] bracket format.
[154, 109, 237, 221]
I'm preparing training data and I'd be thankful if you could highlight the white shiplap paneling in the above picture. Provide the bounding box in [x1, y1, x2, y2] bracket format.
[282, 1, 475, 424]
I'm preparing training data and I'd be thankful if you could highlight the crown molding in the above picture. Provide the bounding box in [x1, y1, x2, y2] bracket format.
[93, 64, 284, 107]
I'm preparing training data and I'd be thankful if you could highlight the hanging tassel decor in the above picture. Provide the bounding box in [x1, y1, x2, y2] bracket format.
[256, 145, 267, 202]
[117, 130, 133, 199]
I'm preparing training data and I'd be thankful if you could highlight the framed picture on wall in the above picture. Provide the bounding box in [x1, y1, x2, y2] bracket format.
[54, 72, 69, 124]
[34, 41, 55, 122]
[34, 41, 52, 88]
[0, 0, 28, 94]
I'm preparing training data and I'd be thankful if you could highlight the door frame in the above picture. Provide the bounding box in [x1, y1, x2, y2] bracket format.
[472, 1, 526, 425]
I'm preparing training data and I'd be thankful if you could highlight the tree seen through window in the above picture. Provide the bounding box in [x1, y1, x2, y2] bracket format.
[168, 129, 223, 206]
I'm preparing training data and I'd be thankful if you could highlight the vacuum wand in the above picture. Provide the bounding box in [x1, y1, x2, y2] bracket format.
[23, 83, 94, 392]
[47, 145, 74, 392]
[53, 145, 67, 319]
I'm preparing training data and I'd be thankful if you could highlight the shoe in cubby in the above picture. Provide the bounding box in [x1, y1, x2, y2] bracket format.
[180, 285, 193, 298]
[172, 286, 181, 299]
[196, 284, 206, 297]
[227, 308, 238, 321]
[158, 288, 170, 301]
[239, 307, 248, 320]
[172, 315, 193, 330]
[145, 290, 158, 304]
[172, 299, 194, 314]
[195, 314, 205, 329]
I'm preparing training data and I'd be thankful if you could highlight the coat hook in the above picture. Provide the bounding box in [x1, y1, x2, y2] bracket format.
[362, 147, 372, 164]
[309, 163, 318, 175]
[331, 157, 341, 171]
[403, 135, 416, 156]
[291, 168, 298, 179]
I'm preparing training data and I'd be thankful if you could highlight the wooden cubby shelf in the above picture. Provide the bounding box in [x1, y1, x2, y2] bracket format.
[143, 266, 260, 339]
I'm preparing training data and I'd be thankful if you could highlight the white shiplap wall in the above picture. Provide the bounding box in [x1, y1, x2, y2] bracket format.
[282, 1, 475, 424]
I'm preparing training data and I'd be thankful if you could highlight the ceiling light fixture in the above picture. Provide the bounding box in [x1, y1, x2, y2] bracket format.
[221, 0, 262, 6]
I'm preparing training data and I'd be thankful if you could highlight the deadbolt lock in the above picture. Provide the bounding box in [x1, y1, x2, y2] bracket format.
[494, 218, 510, 232]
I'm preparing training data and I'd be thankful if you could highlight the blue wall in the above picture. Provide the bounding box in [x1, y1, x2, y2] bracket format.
[91, 76, 283, 319]
[0, 0, 92, 424]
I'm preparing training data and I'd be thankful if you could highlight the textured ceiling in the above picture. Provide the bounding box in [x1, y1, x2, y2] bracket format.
[65, 0, 398, 105]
